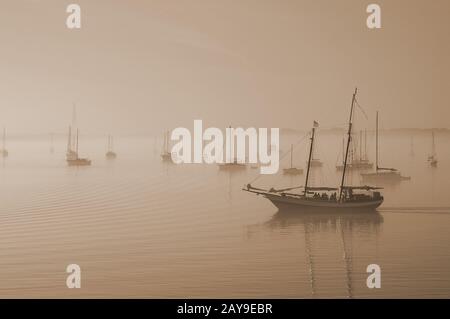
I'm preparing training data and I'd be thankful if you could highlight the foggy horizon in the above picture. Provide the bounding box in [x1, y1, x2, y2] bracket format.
[1, 0, 449, 136]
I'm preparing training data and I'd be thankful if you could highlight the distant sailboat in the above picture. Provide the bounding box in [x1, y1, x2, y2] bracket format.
[1, 128, 8, 157]
[428, 130, 437, 167]
[218, 158, 247, 169]
[218, 126, 246, 170]
[244, 89, 384, 211]
[66, 126, 91, 166]
[310, 158, 323, 168]
[161, 131, 173, 162]
[337, 130, 373, 171]
[283, 144, 303, 175]
[106, 135, 117, 159]
[361, 112, 410, 182]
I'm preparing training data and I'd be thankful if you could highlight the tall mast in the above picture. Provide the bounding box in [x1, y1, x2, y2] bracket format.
[67, 126, 72, 152]
[163, 132, 166, 153]
[71, 104, 77, 151]
[304, 124, 316, 196]
[2, 128, 5, 150]
[72, 103, 77, 127]
[228, 125, 232, 162]
[311, 135, 316, 161]
[364, 129, 367, 160]
[166, 131, 169, 153]
[351, 139, 354, 163]
[339, 88, 357, 202]
[290, 144, 293, 168]
[375, 111, 379, 171]
[359, 130, 362, 161]
[76, 128, 79, 156]
[432, 130, 435, 157]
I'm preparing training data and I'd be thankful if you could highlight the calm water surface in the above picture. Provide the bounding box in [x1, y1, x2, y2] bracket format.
[0, 132, 449, 298]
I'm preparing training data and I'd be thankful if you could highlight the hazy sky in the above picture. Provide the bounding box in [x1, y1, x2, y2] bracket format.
[1, 0, 449, 136]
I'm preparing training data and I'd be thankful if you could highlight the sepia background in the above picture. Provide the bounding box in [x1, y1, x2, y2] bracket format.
[0, 0, 449, 298]
[0, 0, 449, 135]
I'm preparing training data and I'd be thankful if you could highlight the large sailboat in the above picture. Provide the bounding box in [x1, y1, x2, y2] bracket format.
[66, 126, 91, 166]
[428, 130, 438, 167]
[1, 128, 8, 157]
[106, 135, 117, 159]
[244, 89, 384, 211]
[283, 144, 303, 175]
[361, 112, 410, 182]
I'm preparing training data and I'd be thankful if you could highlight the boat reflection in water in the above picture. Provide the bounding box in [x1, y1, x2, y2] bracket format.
[261, 208, 383, 298]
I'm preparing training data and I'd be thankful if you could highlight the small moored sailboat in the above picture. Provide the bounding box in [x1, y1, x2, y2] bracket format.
[361, 112, 410, 182]
[161, 131, 173, 162]
[283, 144, 303, 175]
[106, 135, 117, 159]
[310, 158, 323, 168]
[66, 126, 91, 166]
[1, 128, 8, 157]
[218, 126, 247, 170]
[428, 130, 437, 167]
[218, 158, 247, 169]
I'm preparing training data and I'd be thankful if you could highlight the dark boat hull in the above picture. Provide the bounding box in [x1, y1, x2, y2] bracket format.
[218, 163, 246, 170]
[361, 171, 410, 182]
[161, 153, 173, 162]
[336, 163, 373, 171]
[264, 193, 383, 211]
[106, 152, 117, 159]
[67, 159, 91, 166]
[283, 168, 303, 175]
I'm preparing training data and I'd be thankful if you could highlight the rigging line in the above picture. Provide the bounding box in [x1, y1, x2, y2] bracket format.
[248, 132, 310, 185]
[354, 98, 369, 121]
